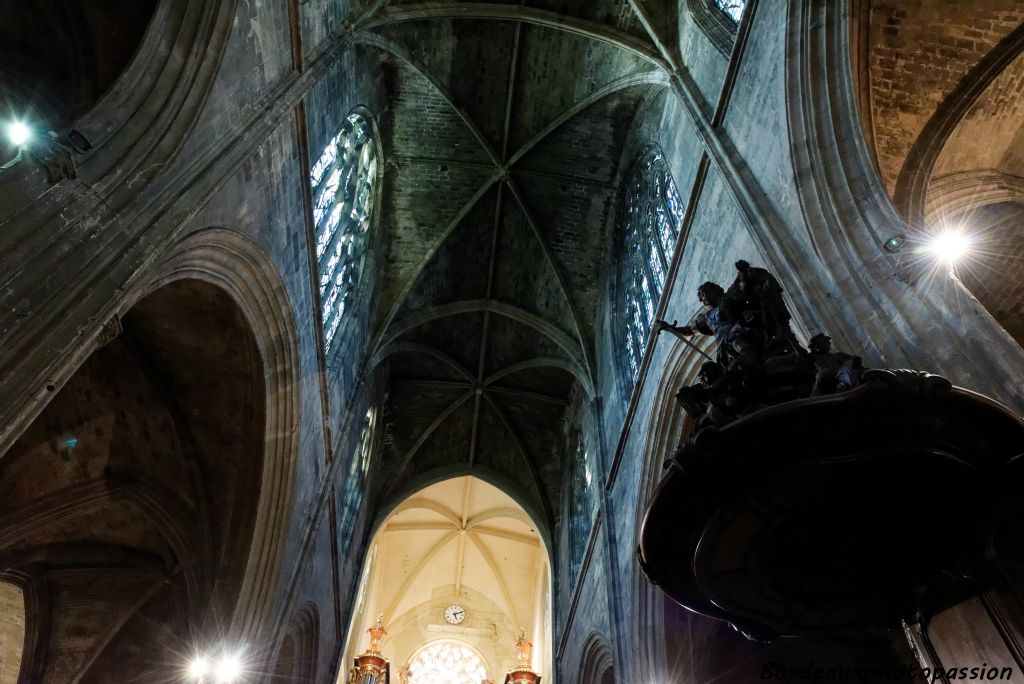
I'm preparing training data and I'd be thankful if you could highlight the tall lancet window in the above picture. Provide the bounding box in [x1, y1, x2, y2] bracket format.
[614, 144, 685, 387]
[338, 409, 375, 556]
[568, 432, 597, 580]
[310, 111, 378, 351]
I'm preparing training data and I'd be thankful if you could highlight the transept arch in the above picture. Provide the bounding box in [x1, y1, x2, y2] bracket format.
[130, 227, 303, 642]
[0, 271, 271, 681]
[785, 0, 1024, 403]
[338, 475, 553, 683]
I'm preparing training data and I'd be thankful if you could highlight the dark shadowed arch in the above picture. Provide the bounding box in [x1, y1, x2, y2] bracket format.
[0, 273, 269, 682]
[578, 632, 616, 684]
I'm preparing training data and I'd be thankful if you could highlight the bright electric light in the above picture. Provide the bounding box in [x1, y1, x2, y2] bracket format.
[214, 654, 243, 683]
[187, 656, 210, 680]
[925, 229, 972, 264]
[6, 121, 31, 147]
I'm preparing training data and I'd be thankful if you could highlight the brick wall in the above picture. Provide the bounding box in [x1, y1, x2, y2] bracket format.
[867, 0, 1024, 193]
[0, 583, 24, 684]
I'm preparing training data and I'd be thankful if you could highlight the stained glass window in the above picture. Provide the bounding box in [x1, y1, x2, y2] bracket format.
[310, 111, 378, 351]
[338, 410, 374, 556]
[615, 145, 685, 387]
[568, 433, 597, 580]
[713, 0, 746, 22]
[406, 641, 489, 684]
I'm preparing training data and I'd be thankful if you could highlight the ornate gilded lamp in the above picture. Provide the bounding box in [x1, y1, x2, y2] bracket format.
[348, 614, 390, 684]
[503, 629, 541, 684]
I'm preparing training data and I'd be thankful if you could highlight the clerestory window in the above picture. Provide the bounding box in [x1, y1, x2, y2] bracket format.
[338, 409, 375, 556]
[568, 433, 598, 580]
[614, 144, 685, 389]
[310, 111, 378, 351]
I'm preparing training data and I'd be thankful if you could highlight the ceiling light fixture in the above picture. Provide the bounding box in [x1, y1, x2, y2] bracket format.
[6, 121, 31, 147]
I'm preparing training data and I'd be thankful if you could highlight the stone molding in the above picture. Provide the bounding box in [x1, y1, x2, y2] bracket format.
[128, 227, 302, 645]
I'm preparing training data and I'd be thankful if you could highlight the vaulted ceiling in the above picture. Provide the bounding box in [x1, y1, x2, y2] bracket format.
[347, 477, 550, 677]
[375, 477, 545, 635]
[353, 1, 675, 526]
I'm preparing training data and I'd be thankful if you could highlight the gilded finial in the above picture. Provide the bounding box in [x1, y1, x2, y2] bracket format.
[513, 628, 533, 668]
[367, 613, 387, 652]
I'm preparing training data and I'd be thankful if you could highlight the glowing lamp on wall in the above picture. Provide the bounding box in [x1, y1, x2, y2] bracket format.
[6, 121, 31, 147]
[924, 229, 972, 265]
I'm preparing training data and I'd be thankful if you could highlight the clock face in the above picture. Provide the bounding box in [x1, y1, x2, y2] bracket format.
[443, 604, 466, 625]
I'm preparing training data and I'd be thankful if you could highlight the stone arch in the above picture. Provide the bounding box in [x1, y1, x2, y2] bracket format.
[578, 631, 615, 684]
[369, 464, 555, 563]
[685, 0, 740, 56]
[0, 0, 234, 185]
[340, 475, 553, 682]
[784, 0, 1024, 406]
[271, 602, 320, 683]
[128, 227, 302, 641]
[0, 0, 158, 133]
[0, 250, 285, 681]
[0, 0, 238, 391]
[893, 22, 1024, 224]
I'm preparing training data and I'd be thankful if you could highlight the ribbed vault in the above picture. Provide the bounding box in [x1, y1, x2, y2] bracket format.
[343, 476, 551, 678]
[349, 0, 673, 527]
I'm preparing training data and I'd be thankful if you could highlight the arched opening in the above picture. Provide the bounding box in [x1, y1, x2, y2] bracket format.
[0, 581, 24, 684]
[337, 476, 553, 683]
[0, 0, 158, 140]
[0, 279, 266, 682]
[856, 1, 1024, 210]
[578, 633, 615, 684]
[273, 602, 320, 683]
